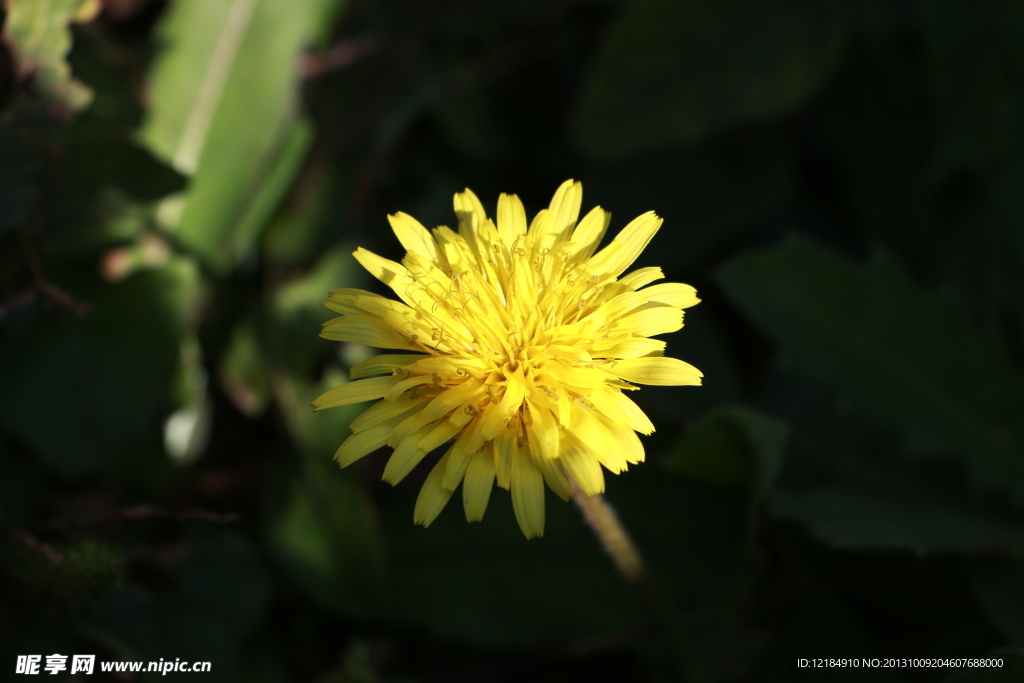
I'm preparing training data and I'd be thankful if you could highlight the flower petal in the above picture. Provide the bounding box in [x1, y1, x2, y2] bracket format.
[586, 389, 654, 436]
[494, 428, 516, 489]
[350, 354, 427, 379]
[593, 337, 666, 359]
[334, 428, 388, 468]
[420, 378, 484, 422]
[546, 178, 583, 242]
[383, 374, 434, 401]
[641, 282, 700, 309]
[535, 453, 572, 501]
[609, 390, 655, 434]
[312, 376, 401, 411]
[559, 438, 604, 496]
[418, 418, 462, 454]
[349, 396, 426, 432]
[569, 402, 628, 473]
[463, 447, 496, 521]
[511, 446, 545, 539]
[618, 267, 664, 291]
[478, 370, 526, 441]
[497, 193, 528, 245]
[334, 414, 409, 468]
[320, 313, 411, 349]
[454, 187, 487, 250]
[389, 211, 440, 262]
[616, 305, 683, 337]
[608, 357, 703, 386]
[525, 398, 559, 461]
[324, 288, 374, 314]
[569, 206, 611, 262]
[414, 451, 454, 527]
[388, 406, 438, 447]
[352, 248, 416, 303]
[585, 211, 662, 278]
[383, 422, 435, 484]
[442, 419, 485, 490]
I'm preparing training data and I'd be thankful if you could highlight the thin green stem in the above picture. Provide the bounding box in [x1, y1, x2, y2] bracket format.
[570, 480, 710, 683]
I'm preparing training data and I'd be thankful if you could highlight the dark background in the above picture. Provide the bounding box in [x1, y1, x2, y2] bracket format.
[2, 0, 1024, 681]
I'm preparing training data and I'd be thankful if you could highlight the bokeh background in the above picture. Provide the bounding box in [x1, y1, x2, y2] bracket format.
[2, 0, 1024, 681]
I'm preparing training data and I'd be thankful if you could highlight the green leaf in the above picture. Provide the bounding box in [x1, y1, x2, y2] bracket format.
[916, 0, 1024, 177]
[178, 540, 272, 640]
[267, 469, 386, 616]
[571, 0, 846, 157]
[218, 319, 272, 418]
[816, 42, 933, 275]
[775, 476, 1024, 553]
[61, 125, 188, 203]
[585, 129, 795, 270]
[0, 259, 198, 477]
[765, 372, 1024, 552]
[370, 475, 644, 646]
[163, 334, 213, 465]
[663, 406, 787, 614]
[141, 0, 344, 270]
[720, 240, 1024, 503]
[2, 0, 99, 112]
[669, 405, 787, 497]
[358, 459, 766, 644]
[0, 124, 38, 235]
[3, 539, 123, 619]
[269, 245, 365, 446]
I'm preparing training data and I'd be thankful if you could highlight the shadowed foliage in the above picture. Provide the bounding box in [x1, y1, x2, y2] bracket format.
[2, 0, 1024, 680]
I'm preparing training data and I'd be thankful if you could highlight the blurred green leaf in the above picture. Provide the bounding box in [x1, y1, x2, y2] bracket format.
[268, 469, 385, 617]
[261, 164, 336, 268]
[0, 124, 39, 236]
[916, 0, 1024, 177]
[369, 477, 644, 646]
[273, 246, 357, 333]
[2, 0, 99, 112]
[669, 405, 787, 495]
[3, 539, 123, 618]
[179, 543, 272, 640]
[219, 319, 272, 418]
[434, 87, 512, 162]
[572, 0, 846, 157]
[231, 118, 316, 260]
[268, 245, 365, 445]
[721, 240, 1024, 503]
[163, 333, 212, 465]
[355, 457, 765, 644]
[62, 125, 188, 203]
[149, 607, 238, 682]
[774, 468, 1024, 552]
[141, 0, 343, 270]
[0, 259, 199, 476]
[586, 129, 794, 270]
[763, 372, 1024, 552]
[663, 406, 786, 615]
[817, 42, 933, 274]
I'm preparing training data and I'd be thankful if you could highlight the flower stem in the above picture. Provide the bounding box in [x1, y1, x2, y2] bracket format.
[570, 480, 709, 683]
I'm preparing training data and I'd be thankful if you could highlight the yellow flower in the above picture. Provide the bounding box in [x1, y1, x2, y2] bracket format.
[314, 180, 702, 538]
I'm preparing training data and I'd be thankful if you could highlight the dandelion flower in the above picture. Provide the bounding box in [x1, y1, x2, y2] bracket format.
[314, 180, 702, 538]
